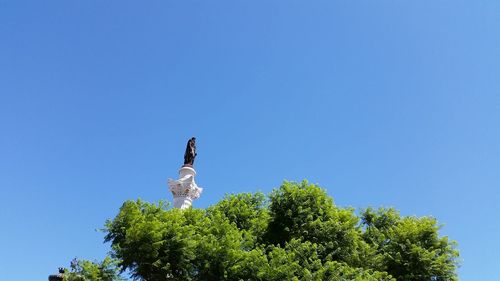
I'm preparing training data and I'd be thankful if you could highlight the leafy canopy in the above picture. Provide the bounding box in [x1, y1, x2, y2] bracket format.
[102, 181, 459, 281]
[63, 257, 123, 281]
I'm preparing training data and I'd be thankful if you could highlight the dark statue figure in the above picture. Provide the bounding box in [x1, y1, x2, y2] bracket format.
[183, 137, 197, 166]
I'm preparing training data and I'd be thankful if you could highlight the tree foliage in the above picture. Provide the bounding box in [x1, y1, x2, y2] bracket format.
[63, 257, 123, 281]
[103, 181, 459, 281]
[360, 208, 459, 281]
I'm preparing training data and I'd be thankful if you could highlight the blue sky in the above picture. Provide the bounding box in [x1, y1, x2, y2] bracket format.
[1, 1, 499, 280]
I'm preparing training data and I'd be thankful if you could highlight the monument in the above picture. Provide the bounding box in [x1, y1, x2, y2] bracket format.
[168, 137, 203, 209]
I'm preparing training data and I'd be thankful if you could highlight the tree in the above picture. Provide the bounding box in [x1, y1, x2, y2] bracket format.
[63, 257, 123, 281]
[361, 208, 459, 281]
[103, 181, 459, 280]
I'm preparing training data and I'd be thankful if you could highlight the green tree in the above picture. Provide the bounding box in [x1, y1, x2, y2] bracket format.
[264, 181, 369, 266]
[361, 208, 459, 281]
[103, 181, 459, 281]
[63, 257, 123, 281]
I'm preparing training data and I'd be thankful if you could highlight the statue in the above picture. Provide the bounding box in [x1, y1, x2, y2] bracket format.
[183, 137, 197, 166]
[169, 137, 203, 209]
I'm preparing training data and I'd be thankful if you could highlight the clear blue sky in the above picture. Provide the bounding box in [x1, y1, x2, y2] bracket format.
[1, 1, 499, 280]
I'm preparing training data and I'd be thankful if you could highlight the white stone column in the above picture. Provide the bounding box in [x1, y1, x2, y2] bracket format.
[168, 166, 203, 209]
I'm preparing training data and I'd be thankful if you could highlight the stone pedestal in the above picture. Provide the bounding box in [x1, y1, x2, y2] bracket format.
[168, 166, 203, 209]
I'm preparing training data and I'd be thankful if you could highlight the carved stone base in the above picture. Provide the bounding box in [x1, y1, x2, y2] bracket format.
[168, 166, 203, 209]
